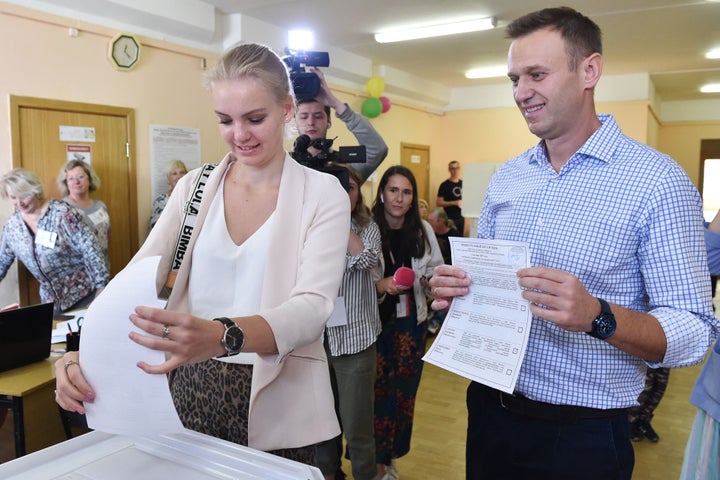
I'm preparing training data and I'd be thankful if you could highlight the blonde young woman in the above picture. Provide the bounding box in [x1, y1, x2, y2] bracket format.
[55, 43, 350, 465]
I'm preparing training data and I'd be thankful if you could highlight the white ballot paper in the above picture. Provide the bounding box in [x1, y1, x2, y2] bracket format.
[423, 238, 531, 393]
[80, 256, 184, 434]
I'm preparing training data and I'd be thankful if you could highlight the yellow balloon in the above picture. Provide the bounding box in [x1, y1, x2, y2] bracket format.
[366, 76, 385, 97]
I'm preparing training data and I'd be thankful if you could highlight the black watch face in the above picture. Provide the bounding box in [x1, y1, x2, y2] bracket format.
[225, 326, 244, 352]
[594, 314, 616, 339]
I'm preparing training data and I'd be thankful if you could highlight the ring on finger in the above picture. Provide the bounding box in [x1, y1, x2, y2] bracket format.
[161, 325, 170, 338]
[64, 360, 80, 373]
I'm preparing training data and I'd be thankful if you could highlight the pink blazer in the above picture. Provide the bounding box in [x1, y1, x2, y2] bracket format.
[132, 153, 350, 450]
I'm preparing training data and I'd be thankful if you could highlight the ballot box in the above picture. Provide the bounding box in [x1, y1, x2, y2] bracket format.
[0, 428, 323, 479]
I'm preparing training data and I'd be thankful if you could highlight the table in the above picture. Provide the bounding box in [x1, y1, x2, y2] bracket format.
[0, 356, 66, 457]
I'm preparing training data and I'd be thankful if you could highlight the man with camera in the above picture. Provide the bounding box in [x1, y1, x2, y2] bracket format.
[294, 67, 388, 184]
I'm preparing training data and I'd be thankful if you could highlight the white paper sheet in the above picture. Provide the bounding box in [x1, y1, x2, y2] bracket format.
[423, 238, 532, 393]
[79, 256, 184, 434]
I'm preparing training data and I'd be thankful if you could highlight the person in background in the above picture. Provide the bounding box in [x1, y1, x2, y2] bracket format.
[0, 168, 109, 314]
[149, 159, 188, 230]
[425, 208, 461, 335]
[54, 42, 350, 465]
[294, 67, 388, 184]
[429, 7, 717, 479]
[628, 367, 669, 442]
[436, 160, 464, 236]
[372, 165, 443, 480]
[680, 208, 720, 479]
[417, 198, 429, 221]
[316, 164, 383, 480]
[57, 160, 110, 269]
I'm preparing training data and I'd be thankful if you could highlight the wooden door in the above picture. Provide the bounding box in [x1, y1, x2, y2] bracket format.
[10, 96, 138, 305]
[400, 143, 430, 205]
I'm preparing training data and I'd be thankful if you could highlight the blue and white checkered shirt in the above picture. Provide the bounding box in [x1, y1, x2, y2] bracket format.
[477, 114, 719, 409]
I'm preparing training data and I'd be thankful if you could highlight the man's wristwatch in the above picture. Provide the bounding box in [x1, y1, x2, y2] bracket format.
[213, 317, 245, 357]
[587, 298, 616, 340]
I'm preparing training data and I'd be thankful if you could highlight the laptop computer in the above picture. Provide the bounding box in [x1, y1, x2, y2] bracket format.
[0, 302, 55, 373]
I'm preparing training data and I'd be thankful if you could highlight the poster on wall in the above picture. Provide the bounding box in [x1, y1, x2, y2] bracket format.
[66, 144, 92, 164]
[149, 125, 201, 203]
[59, 125, 96, 142]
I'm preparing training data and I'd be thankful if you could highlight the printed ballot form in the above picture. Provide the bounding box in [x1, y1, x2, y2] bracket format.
[423, 238, 531, 393]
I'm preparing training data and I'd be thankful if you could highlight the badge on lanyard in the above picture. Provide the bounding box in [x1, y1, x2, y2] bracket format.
[396, 293, 411, 318]
[35, 229, 57, 248]
[88, 208, 109, 227]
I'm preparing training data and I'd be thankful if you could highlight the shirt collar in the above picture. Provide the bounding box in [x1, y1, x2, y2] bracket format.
[527, 114, 621, 166]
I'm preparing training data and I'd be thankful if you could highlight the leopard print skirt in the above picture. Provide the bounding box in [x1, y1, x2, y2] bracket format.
[169, 359, 316, 465]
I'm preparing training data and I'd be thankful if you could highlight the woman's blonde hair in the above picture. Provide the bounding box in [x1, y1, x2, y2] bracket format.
[205, 43, 293, 104]
[0, 168, 45, 200]
[56, 159, 101, 196]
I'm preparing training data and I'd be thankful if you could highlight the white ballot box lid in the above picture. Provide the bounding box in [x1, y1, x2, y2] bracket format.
[0, 428, 323, 479]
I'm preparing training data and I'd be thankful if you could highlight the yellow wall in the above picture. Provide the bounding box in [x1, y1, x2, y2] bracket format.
[0, 4, 223, 238]
[1, 2, 718, 305]
[658, 122, 720, 189]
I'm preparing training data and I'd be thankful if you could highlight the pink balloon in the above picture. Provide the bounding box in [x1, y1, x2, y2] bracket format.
[380, 96, 392, 113]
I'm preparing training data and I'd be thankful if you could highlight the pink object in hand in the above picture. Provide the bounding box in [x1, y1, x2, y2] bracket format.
[393, 266, 415, 289]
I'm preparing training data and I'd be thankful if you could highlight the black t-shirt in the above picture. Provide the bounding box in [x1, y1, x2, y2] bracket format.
[437, 179, 462, 219]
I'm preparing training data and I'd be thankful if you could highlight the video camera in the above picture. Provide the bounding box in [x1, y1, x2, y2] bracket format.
[283, 49, 330, 102]
[291, 134, 366, 191]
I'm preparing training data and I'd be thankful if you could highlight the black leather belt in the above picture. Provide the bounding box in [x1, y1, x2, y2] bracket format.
[477, 383, 627, 423]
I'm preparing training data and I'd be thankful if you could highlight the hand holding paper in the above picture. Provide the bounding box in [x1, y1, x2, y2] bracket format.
[79, 256, 184, 435]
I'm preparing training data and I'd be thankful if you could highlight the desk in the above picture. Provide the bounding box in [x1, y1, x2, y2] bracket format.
[0, 357, 66, 457]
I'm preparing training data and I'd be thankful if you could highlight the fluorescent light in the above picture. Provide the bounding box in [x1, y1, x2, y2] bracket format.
[707, 49, 720, 59]
[701, 83, 720, 93]
[288, 30, 314, 51]
[465, 65, 507, 79]
[375, 17, 496, 43]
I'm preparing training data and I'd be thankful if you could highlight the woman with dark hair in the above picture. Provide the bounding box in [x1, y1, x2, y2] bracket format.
[371, 165, 442, 479]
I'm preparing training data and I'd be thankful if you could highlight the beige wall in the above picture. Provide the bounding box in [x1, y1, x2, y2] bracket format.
[1, 3, 718, 306]
[0, 4, 223, 237]
[659, 122, 720, 190]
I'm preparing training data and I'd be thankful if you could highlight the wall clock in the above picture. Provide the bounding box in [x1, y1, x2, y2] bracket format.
[108, 33, 141, 70]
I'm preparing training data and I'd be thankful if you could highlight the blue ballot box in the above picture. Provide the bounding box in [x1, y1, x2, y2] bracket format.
[0, 428, 323, 479]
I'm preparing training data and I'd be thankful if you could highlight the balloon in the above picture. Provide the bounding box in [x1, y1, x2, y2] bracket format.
[380, 96, 392, 113]
[366, 76, 385, 97]
[361, 97, 382, 118]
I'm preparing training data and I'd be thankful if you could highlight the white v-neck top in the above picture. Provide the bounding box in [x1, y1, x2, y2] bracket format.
[189, 174, 274, 364]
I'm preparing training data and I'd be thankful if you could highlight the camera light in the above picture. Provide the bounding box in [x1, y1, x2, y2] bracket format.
[288, 30, 314, 51]
[465, 65, 507, 79]
[375, 17, 496, 43]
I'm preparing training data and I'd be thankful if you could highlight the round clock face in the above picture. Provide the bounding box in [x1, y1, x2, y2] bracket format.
[110, 34, 140, 70]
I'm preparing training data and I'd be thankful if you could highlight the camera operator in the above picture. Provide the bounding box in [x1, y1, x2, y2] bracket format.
[295, 67, 388, 184]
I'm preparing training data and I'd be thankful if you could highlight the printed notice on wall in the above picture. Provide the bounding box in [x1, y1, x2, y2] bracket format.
[150, 125, 201, 200]
[423, 237, 532, 393]
[60, 126, 96, 142]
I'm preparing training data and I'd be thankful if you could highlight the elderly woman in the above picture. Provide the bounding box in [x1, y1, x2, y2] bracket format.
[0, 168, 109, 313]
[149, 160, 188, 230]
[57, 160, 110, 268]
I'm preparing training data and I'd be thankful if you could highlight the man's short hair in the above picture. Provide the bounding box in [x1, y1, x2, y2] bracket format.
[506, 7, 602, 71]
[296, 98, 331, 118]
